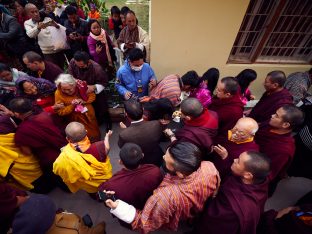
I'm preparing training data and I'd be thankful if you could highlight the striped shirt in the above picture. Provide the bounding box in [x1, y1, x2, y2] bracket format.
[284, 71, 311, 104]
[149, 74, 182, 107]
[131, 161, 219, 233]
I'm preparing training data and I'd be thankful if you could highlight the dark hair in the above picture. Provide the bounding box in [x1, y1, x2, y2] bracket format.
[23, 51, 43, 63]
[169, 142, 202, 176]
[120, 143, 143, 170]
[15, 0, 27, 7]
[281, 104, 305, 129]
[308, 68, 312, 75]
[201, 67, 219, 94]
[124, 99, 143, 121]
[126, 9, 136, 16]
[9, 98, 33, 114]
[143, 98, 174, 120]
[181, 70, 199, 88]
[236, 69, 257, 94]
[128, 48, 144, 61]
[87, 19, 100, 33]
[220, 76, 239, 95]
[73, 51, 90, 64]
[65, 5, 77, 15]
[181, 98, 203, 118]
[0, 63, 11, 73]
[120, 6, 130, 16]
[267, 70, 286, 87]
[244, 151, 271, 184]
[111, 5, 120, 15]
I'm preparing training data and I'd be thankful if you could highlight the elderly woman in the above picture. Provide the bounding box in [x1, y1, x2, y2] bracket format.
[15, 76, 62, 113]
[54, 74, 101, 142]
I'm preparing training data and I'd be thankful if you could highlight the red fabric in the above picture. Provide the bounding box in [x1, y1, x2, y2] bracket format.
[108, 17, 114, 30]
[209, 95, 244, 141]
[39, 61, 63, 83]
[255, 124, 295, 181]
[249, 89, 293, 124]
[185, 109, 218, 129]
[85, 141, 107, 162]
[99, 164, 163, 209]
[212, 140, 259, 179]
[0, 183, 27, 231]
[14, 112, 67, 170]
[77, 8, 86, 19]
[196, 175, 269, 234]
[176, 110, 218, 155]
[36, 95, 55, 113]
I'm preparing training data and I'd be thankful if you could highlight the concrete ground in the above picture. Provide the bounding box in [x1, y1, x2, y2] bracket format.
[47, 123, 312, 234]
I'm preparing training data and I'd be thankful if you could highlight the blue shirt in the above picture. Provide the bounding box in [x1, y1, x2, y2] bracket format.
[115, 60, 156, 98]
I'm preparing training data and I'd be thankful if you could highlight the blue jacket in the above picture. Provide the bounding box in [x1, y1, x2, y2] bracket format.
[115, 60, 156, 98]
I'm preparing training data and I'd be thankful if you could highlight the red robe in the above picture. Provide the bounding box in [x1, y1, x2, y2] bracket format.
[209, 95, 244, 142]
[175, 109, 218, 155]
[212, 139, 259, 179]
[99, 164, 163, 209]
[14, 112, 67, 170]
[249, 89, 293, 124]
[255, 124, 295, 181]
[29, 61, 63, 83]
[0, 183, 27, 233]
[85, 141, 107, 162]
[196, 175, 269, 234]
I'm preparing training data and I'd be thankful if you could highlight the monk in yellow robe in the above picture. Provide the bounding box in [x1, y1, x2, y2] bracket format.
[0, 133, 42, 190]
[54, 74, 101, 142]
[53, 122, 113, 193]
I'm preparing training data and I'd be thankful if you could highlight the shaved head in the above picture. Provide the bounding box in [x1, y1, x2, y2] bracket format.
[65, 122, 87, 143]
[181, 98, 203, 118]
[25, 3, 37, 11]
[236, 117, 259, 135]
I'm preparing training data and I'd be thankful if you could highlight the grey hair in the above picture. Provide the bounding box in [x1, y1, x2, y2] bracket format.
[55, 74, 76, 86]
[25, 3, 37, 12]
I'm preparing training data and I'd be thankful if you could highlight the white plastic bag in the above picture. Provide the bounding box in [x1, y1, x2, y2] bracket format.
[49, 25, 70, 51]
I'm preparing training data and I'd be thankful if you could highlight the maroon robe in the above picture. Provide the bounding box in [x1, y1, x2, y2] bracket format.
[14, 112, 67, 170]
[29, 61, 63, 83]
[196, 175, 269, 234]
[209, 95, 244, 142]
[249, 89, 293, 124]
[255, 124, 295, 181]
[68, 59, 109, 124]
[99, 164, 163, 209]
[175, 109, 218, 155]
[0, 115, 16, 134]
[85, 141, 107, 162]
[212, 139, 259, 179]
[0, 183, 27, 233]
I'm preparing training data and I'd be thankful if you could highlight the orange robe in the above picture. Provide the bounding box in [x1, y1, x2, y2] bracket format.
[55, 89, 101, 142]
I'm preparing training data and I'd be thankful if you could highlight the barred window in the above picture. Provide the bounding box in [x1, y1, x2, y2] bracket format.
[228, 0, 312, 64]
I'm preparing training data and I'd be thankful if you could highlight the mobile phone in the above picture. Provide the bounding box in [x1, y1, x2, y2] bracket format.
[96, 41, 104, 47]
[97, 191, 116, 202]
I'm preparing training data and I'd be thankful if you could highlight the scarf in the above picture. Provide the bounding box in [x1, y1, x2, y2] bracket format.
[89, 29, 113, 66]
[16, 76, 56, 99]
[228, 130, 254, 144]
[69, 136, 91, 153]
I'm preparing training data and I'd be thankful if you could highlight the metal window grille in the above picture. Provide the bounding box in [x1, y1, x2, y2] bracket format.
[228, 0, 312, 64]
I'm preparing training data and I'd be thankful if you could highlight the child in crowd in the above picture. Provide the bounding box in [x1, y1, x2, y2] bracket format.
[108, 6, 122, 39]
[87, 3, 100, 20]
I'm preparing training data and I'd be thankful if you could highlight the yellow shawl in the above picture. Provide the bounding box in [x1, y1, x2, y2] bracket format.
[53, 144, 113, 193]
[0, 133, 42, 190]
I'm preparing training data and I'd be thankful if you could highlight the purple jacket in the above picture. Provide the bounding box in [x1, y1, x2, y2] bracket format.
[87, 35, 116, 66]
[190, 82, 212, 107]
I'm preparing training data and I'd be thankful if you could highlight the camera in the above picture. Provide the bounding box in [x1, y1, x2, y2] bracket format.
[96, 191, 116, 202]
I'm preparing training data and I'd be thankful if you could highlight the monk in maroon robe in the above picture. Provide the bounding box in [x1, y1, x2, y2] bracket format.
[166, 98, 218, 156]
[255, 105, 304, 195]
[68, 52, 111, 127]
[249, 71, 293, 125]
[10, 98, 67, 172]
[23, 51, 63, 82]
[195, 151, 271, 234]
[0, 183, 27, 234]
[209, 77, 244, 142]
[99, 143, 163, 210]
[212, 117, 259, 178]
